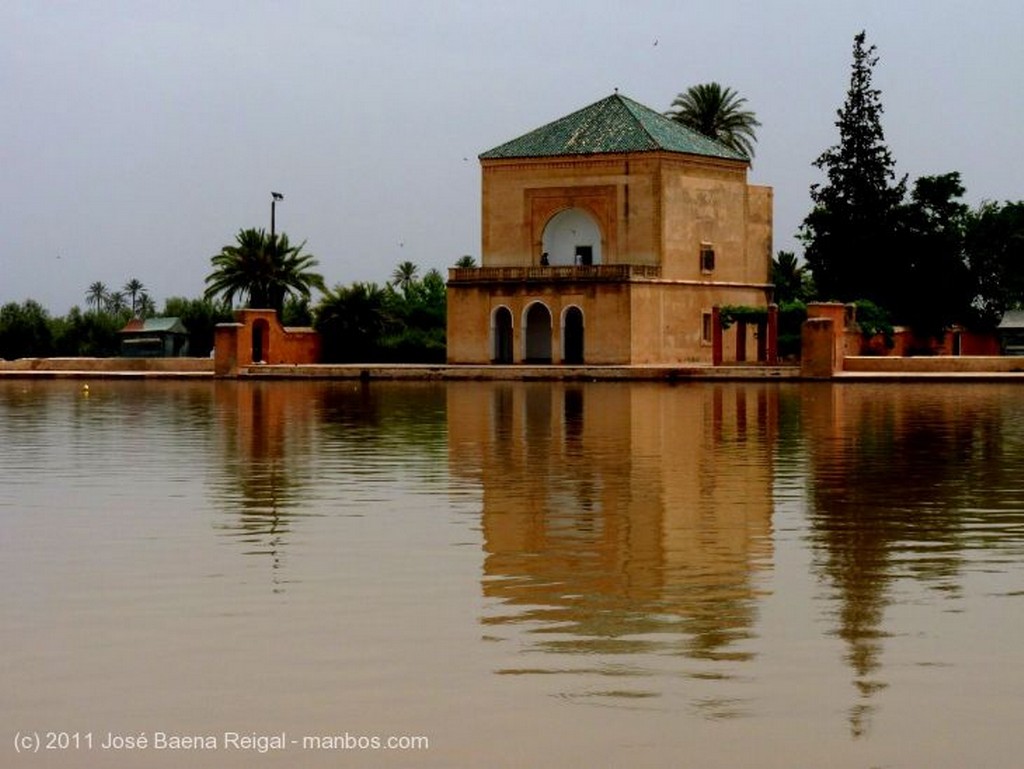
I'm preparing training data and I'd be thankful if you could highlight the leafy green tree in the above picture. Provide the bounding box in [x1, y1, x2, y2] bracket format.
[963, 201, 1024, 329]
[455, 255, 477, 268]
[771, 251, 814, 304]
[51, 305, 124, 356]
[894, 173, 973, 337]
[801, 31, 906, 306]
[86, 281, 108, 313]
[381, 268, 446, 362]
[315, 282, 391, 362]
[281, 295, 313, 327]
[666, 82, 761, 158]
[205, 228, 324, 313]
[0, 300, 54, 359]
[162, 296, 233, 357]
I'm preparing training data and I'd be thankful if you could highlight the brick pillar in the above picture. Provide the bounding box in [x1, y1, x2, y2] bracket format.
[801, 317, 836, 378]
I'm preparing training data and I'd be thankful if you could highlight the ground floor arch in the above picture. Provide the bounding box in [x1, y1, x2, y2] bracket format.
[562, 305, 584, 364]
[492, 306, 513, 363]
[524, 302, 553, 363]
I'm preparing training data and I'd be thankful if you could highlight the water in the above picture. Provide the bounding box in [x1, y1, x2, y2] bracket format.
[2, 379, 1023, 768]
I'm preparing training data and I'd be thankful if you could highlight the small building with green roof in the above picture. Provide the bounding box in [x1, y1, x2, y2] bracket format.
[447, 92, 774, 365]
[119, 316, 190, 357]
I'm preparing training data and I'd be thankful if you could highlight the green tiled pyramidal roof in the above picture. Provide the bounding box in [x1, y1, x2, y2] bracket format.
[480, 92, 747, 162]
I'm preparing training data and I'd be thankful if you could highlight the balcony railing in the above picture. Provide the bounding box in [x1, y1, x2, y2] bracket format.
[448, 264, 661, 283]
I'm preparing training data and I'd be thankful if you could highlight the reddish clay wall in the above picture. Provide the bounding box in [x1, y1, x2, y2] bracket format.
[214, 309, 320, 377]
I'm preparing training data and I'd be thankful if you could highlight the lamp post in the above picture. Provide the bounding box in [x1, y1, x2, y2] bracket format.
[270, 191, 284, 239]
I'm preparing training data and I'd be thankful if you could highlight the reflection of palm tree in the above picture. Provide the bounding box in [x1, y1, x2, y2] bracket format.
[86, 281, 108, 313]
[667, 82, 760, 159]
[205, 228, 325, 313]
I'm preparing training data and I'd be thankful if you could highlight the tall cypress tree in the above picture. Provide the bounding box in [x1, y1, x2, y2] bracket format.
[801, 31, 906, 305]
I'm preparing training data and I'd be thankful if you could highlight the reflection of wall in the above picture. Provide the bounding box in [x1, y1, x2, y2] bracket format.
[447, 382, 775, 658]
[211, 382, 320, 586]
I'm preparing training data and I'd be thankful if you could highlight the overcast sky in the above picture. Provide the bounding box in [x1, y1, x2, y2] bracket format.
[2, 1, 1022, 313]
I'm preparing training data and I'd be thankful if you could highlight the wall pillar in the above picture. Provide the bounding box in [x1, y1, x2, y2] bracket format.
[801, 317, 837, 378]
[712, 306, 723, 366]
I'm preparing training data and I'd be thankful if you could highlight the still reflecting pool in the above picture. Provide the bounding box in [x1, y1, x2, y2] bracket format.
[2, 380, 1022, 767]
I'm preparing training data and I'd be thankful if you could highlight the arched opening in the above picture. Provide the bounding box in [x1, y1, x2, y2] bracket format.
[492, 306, 513, 364]
[541, 208, 602, 266]
[523, 302, 552, 363]
[251, 318, 270, 363]
[562, 306, 584, 364]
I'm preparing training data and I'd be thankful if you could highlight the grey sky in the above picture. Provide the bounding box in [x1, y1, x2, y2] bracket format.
[2, 1, 1021, 313]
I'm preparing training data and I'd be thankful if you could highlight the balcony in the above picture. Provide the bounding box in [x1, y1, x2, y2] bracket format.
[447, 264, 661, 284]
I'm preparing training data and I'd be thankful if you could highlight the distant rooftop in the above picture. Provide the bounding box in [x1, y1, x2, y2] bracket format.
[479, 92, 747, 162]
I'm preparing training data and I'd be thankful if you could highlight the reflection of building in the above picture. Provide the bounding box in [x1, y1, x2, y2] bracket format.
[447, 382, 775, 660]
[447, 93, 773, 365]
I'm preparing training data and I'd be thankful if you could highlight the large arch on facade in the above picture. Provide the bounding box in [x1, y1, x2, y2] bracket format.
[541, 208, 603, 266]
[522, 301, 553, 363]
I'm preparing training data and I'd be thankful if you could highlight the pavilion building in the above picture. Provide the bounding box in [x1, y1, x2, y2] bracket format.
[446, 92, 774, 365]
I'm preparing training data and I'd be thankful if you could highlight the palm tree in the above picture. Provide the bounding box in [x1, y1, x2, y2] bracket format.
[86, 282, 108, 314]
[123, 278, 146, 316]
[771, 251, 813, 303]
[391, 260, 419, 295]
[455, 255, 477, 269]
[137, 292, 157, 318]
[315, 282, 391, 362]
[666, 82, 761, 159]
[205, 228, 325, 314]
[106, 291, 127, 315]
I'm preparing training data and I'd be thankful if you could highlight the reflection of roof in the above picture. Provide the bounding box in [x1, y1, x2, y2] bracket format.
[119, 316, 187, 335]
[479, 92, 747, 162]
[998, 310, 1024, 330]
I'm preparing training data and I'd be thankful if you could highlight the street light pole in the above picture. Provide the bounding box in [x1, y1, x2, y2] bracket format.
[270, 191, 284, 239]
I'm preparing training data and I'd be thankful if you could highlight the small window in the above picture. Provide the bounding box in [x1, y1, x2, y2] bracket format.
[700, 243, 715, 273]
[701, 311, 713, 344]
